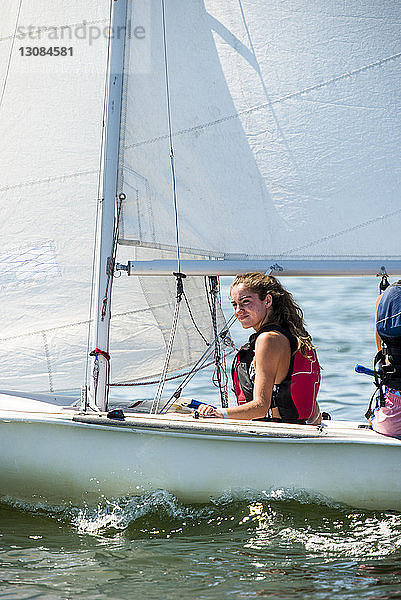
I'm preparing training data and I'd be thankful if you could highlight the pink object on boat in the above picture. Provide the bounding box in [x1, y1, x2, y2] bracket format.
[371, 388, 401, 437]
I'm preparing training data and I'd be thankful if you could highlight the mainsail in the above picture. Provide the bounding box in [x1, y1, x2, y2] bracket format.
[119, 0, 400, 259]
[0, 2, 111, 392]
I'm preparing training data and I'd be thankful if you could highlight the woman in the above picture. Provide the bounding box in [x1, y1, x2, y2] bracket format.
[198, 273, 321, 423]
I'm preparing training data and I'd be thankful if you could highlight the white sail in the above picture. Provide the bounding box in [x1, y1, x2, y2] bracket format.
[0, 1, 111, 392]
[118, 0, 400, 260]
[0, 0, 227, 392]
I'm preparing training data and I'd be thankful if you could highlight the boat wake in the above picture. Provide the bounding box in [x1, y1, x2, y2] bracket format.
[2, 490, 401, 559]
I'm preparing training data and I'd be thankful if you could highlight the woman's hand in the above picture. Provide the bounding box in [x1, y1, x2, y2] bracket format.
[197, 404, 224, 418]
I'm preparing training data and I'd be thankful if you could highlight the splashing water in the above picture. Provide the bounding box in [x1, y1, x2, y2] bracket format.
[3, 489, 401, 559]
[2, 490, 401, 600]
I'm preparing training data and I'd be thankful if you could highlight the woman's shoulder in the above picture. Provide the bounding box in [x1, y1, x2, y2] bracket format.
[254, 328, 292, 354]
[254, 324, 297, 353]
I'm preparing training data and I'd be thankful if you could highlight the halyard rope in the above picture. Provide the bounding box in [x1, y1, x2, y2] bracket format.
[0, 0, 23, 111]
[161, 0, 181, 273]
[151, 0, 184, 412]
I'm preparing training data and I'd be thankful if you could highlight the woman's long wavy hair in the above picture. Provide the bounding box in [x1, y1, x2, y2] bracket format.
[230, 272, 314, 354]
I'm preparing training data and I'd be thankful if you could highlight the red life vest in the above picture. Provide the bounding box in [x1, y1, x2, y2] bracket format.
[232, 324, 320, 424]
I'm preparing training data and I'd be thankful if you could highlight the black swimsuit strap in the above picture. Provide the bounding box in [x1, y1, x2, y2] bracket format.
[248, 323, 298, 354]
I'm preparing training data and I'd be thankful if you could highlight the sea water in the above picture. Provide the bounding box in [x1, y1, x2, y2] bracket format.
[2, 277, 401, 600]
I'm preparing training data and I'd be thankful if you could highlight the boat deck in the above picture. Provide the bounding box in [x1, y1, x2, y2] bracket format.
[1, 392, 400, 446]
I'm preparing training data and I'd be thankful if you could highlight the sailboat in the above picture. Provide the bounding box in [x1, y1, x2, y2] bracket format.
[1, 0, 400, 511]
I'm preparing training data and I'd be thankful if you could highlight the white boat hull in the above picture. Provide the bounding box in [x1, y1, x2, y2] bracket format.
[1, 395, 400, 511]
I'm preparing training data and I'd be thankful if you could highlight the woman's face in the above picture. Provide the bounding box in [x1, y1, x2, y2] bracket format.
[230, 284, 272, 331]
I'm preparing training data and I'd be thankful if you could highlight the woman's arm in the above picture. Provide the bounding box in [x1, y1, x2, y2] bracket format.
[198, 331, 291, 420]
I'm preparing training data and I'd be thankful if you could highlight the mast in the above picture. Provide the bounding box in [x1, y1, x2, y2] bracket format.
[90, 0, 128, 411]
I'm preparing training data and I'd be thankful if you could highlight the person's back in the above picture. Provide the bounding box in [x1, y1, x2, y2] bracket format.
[370, 281, 401, 437]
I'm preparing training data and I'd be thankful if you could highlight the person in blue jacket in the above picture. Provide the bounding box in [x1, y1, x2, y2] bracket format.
[370, 281, 401, 436]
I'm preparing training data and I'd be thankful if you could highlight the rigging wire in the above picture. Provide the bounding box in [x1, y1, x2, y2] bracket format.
[0, 0, 22, 108]
[151, 273, 185, 413]
[0, 0, 23, 112]
[206, 277, 229, 408]
[159, 313, 237, 414]
[161, 0, 181, 273]
[151, 0, 185, 412]
[182, 290, 209, 346]
[84, 0, 115, 404]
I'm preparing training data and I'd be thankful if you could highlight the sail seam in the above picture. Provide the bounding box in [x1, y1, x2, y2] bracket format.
[126, 51, 401, 150]
[281, 207, 401, 256]
[41, 332, 54, 393]
[0, 300, 180, 343]
[0, 170, 99, 192]
[0, 304, 158, 342]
